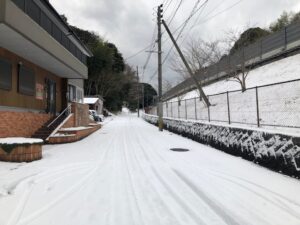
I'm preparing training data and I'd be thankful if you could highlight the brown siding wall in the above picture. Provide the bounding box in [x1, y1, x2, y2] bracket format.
[0, 47, 64, 112]
[0, 111, 52, 137]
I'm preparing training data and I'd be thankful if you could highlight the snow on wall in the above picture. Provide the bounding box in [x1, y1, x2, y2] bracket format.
[143, 114, 300, 178]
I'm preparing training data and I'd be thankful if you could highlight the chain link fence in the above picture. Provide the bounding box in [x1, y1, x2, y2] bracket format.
[148, 79, 300, 130]
[162, 22, 300, 101]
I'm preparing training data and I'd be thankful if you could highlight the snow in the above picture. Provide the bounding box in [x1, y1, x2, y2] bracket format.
[148, 114, 300, 137]
[156, 54, 300, 134]
[170, 53, 300, 101]
[59, 127, 92, 131]
[50, 133, 76, 137]
[83, 98, 99, 104]
[0, 115, 300, 225]
[122, 107, 130, 113]
[0, 138, 43, 145]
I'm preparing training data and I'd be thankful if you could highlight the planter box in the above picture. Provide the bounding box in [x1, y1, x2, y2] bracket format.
[48, 124, 101, 144]
[0, 143, 42, 162]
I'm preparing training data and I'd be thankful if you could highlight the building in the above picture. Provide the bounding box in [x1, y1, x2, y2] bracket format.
[84, 97, 104, 115]
[0, 0, 93, 138]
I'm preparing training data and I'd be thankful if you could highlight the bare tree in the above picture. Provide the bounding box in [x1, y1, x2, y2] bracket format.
[162, 78, 173, 94]
[221, 29, 247, 92]
[170, 38, 223, 88]
[222, 24, 266, 92]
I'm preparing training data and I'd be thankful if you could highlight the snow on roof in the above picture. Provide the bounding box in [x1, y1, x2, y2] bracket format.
[0, 138, 43, 145]
[84, 98, 99, 104]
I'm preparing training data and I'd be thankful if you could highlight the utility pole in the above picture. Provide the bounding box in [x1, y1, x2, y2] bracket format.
[161, 20, 211, 107]
[137, 66, 140, 118]
[142, 84, 145, 111]
[157, 4, 163, 131]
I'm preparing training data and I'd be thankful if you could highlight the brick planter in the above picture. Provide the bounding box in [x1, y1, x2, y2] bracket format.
[48, 124, 101, 144]
[0, 143, 43, 162]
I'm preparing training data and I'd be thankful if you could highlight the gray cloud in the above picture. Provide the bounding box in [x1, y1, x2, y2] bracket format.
[50, 0, 300, 90]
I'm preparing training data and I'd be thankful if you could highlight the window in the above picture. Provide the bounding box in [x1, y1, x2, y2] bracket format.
[69, 42, 76, 56]
[18, 65, 35, 96]
[68, 85, 76, 102]
[81, 54, 87, 65]
[52, 24, 61, 42]
[61, 34, 70, 49]
[0, 59, 12, 91]
[41, 12, 52, 34]
[27, 0, 40, 24]
[76, 48, 81, 60]
[12, 0, 25, 11]
[76, 88, 83, 103]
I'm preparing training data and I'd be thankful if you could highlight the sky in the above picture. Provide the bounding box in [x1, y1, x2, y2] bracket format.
[50, 0, 300, 91]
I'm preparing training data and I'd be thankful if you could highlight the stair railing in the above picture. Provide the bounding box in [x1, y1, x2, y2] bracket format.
[47, 104, 72, 128]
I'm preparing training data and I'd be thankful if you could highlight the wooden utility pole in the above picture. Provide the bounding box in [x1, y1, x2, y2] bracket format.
[142, 84, 145, 111]
[157, 4, 163, 131]
[137, 66, 140, 117]
[161, 19, 211, 107]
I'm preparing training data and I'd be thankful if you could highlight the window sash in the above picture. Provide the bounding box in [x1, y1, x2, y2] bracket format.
[0, 59, 12, 91]
[18, 65, 35, 96]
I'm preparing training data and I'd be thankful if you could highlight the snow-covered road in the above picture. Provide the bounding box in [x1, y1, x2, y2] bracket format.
[1, 115, 300, 225]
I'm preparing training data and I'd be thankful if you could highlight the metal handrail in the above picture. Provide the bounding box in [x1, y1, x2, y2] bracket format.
[47, 104, 72, 128]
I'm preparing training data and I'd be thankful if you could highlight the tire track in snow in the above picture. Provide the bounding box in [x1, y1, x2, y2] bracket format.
[120, 124, 146, 225]
[157, 149, 300, 223]
[149, 134, 300, 223]
[138, 119, 300, 224]
[6, 163, 95, 225]
[133, 120, 260, 224]
[131, 120, 232, 225]
[123, 119, 186, 225]
[206, 170, 300, 219]
[7, 126, 117, 225]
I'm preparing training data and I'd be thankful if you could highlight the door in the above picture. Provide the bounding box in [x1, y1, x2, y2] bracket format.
[46, 79, 56, 114]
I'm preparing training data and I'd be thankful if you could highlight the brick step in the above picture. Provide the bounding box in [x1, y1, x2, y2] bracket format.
[31, 113, 69, 141]
[32, 135, 49, 140]
[34, 132, 52, 136]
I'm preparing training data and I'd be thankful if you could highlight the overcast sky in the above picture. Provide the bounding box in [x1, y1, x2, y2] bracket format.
[50, 0, 300, 90]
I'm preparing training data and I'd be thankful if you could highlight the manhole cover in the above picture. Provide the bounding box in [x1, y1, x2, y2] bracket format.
[170, 148, 189, 152]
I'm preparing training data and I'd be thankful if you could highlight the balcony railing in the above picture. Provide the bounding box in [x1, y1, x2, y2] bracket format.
[11, 0, 88, 65]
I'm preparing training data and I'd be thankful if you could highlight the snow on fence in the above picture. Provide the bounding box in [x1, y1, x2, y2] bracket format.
[163, 22, 300, 100]
[149, 79, 300, 131]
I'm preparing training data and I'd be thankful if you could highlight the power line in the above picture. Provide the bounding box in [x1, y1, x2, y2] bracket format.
[162, 0, 208, 64]
[163, 0, 244, 67]
[167, 0, 184, 26]
[198, 0, 244, 24]
[125, 43, 154, 60]
[141, 25, 158, 80]
[148, 0, 208, 83]
[164, 0, 174, 13]
[125, 0, 176, 62]
[148, 0, 244, 84]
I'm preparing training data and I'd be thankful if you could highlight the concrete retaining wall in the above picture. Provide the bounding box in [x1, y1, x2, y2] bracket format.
[143, 114, 300, 178]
